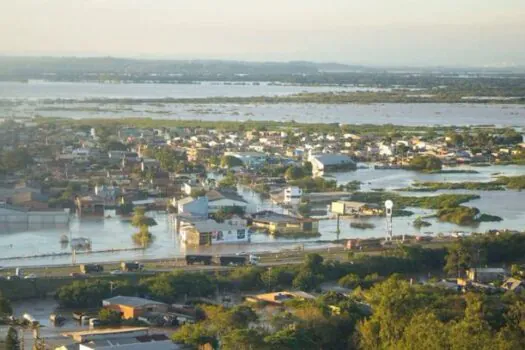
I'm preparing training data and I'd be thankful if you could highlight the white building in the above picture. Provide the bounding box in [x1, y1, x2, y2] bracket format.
[283, 186, 302, 205]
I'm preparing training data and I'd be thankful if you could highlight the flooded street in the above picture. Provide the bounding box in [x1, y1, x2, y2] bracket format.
[1, 164, 524, 268]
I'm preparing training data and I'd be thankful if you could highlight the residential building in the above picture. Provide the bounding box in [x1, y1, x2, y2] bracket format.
[466, 268, 507, 283]
[251, 210, 319, 235]
[224, 151, 267, 168]
[176, 196, 209, 217]
[180, 218, 249, 245]
[75, 196, 105, 216]
[206, 190, 248, 213]
[331, 201, 382, 216]
[102, 296, 168, 319]
[283, 186, 302, 205]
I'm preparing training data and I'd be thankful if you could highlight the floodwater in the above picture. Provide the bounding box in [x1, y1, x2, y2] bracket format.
[0, 81, 524, 127]
[0, 81, 387, 100]
[1, 165, 524, 268]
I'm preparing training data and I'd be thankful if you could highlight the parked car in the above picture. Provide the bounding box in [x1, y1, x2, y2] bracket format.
[24, 274, 37, 279]
[110, 270, 123, 275]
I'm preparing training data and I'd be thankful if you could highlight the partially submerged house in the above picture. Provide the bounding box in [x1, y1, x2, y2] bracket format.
[309, 153, 356, 173]
[331, 201, 382, 216]
[102, 296, 168, 320]
[251, 210, 319, 235]
[180, 217, 249, 245]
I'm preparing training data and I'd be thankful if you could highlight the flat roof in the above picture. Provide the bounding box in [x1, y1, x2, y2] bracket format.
[103, 296, 166, 308]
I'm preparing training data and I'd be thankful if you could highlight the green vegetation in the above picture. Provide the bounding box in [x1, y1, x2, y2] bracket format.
[408, 155, 443, 172]
[350, 191, 479, 210]
[0, 295, 13, 317]
[0, 147, 33, 174]
[220, 155, 243, 169]
[496, 175, 525, 190]
[445, 232, 525, 276]
[5, 326, 20, 350]
[410, 181, 505, 191]
[289, 177, 337, 193]
[131, 207, 156, 247]
[413, 216, 432, 229]
[350, 222, 376, 230]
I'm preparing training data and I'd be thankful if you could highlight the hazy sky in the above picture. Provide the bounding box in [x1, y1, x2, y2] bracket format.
[1, 0, 525, 66]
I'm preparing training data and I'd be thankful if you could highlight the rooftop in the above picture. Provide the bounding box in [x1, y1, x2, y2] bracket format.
[312, 153, 355, 166]
[192, 219, 244, 233]
[103, 296, 166, 308]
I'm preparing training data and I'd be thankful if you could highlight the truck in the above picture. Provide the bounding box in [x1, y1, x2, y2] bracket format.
[185, 255, 213, 265]
[216, 255, 260, 266]
[120, 261, 144, 272]
[80, 264, 104, 274]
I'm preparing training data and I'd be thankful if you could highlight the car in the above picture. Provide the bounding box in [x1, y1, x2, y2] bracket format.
[110, 270, 123, 275]
[24, 274, 37, 279]
[7, 275, 20, 281]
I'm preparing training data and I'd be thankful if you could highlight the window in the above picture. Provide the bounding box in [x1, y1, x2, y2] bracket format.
[237, 229, 246, 239]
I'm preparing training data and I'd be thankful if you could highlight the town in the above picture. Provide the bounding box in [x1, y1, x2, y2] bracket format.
[1, 116, 525, 349]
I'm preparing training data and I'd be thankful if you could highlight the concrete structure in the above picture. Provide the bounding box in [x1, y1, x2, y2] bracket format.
[102, 296, 168, 319]
[245, 291, 315, 305]
[76, 196, 105, 216]
[466, 268, 507, 283]
[58, 328, 179, 350]
[180, 218, 249, 245]
[251, 210, 319, 235]
[309, 153, 356, 173]
[0, 204, 70, 230]
[331, 201, 382, 216]
[283, 186, 302, 205]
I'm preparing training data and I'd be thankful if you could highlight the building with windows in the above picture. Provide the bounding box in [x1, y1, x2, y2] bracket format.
[180, 218, 249, 245]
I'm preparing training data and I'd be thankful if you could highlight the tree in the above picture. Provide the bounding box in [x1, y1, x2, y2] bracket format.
[131, 207, 156, 247]
[408, 155, 442, 172]
[284, 166, 306, 180]
[220, 155, 243, 168]
[0, 295, 13, 317]
[98, 309, 122, 325]
[5, 327, 20, 350]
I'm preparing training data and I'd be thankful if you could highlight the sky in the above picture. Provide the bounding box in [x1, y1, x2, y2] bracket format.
[1, 0, 525, 66]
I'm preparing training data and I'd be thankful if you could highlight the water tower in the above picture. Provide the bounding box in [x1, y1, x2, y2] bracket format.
[384, 200, 393, 241]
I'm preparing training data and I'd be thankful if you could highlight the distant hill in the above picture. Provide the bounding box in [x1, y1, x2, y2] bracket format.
[0, 56, 367, 77]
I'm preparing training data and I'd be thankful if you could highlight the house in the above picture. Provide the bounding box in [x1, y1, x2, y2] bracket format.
[224, 151, 267, 168]
[56, 328, 178, 350]
[309, 153, 356, 173]
[102, 296, 168, 319]
[75, 195, 105, 216]
[283, 186, 302, 205]
[502, 278, 525, 293]
[176, 196, 209, 217]
[466, 268, 507, 283]
[331, 201, 382, 216]
[180, 218, 249, 245]
[206, 190, 248, 213]
[187, 147, 212, 162]
[251, 210, 319, 235]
